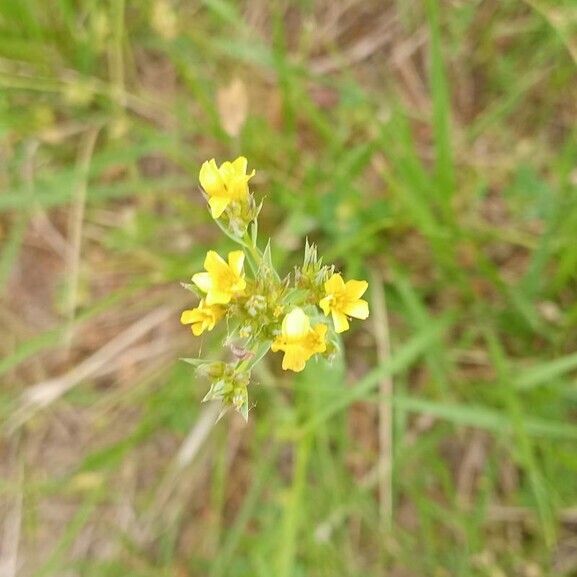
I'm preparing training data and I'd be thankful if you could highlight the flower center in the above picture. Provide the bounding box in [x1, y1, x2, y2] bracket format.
[332, 292, 348, 312]
[216, 268, 237, 289]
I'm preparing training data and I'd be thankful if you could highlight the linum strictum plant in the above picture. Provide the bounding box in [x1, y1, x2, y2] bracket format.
[180, 157, 370, 420]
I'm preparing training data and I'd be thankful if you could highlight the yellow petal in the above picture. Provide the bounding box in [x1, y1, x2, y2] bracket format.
[204, 250, 228, 275]
[343, 299, 369, 320]
[231, 156, 248, 174]
[311, 324, 328, 353]
[209, 305, 225, 324]
[208, 196, 230, 218]
[227, 250, 245, 277]
[344, 279, 368, 300]
[192, 272, 212, 293]
[270, 338, 283, 353]
[191, 322, 204, 336]
[319, 295, 332, 316]
[315, 323, 328, 338]
[205, 291, 232, 305]
[227, 176, 249, 201]
[199, 159, 224, 196]
[283, 308, 310, 339]
[281, 347, 306, 372]
[332, 310, 349, 333]
[232, 277, 247, 292]
[325, 273, 345, 295]
[219, 160, 234, 181]
[181, 309, 203, 324]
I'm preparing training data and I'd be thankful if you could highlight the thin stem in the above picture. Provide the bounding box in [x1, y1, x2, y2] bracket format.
[242, 231, 263, 269]
[212, 216, 246, 247]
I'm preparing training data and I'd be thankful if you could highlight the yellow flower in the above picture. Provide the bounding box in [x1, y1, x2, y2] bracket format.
[319, 273, 369, 333]
[180, 299, 225, 336]
[199, 156, 255, 219]
[192, 250, 246, 305]
[271, 308, 327, 372]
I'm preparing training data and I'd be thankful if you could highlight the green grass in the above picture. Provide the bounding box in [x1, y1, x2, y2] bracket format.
[1, 0, 577, 575]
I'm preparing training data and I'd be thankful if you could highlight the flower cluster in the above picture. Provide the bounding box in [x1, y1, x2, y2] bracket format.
[181, 157, 370, 419]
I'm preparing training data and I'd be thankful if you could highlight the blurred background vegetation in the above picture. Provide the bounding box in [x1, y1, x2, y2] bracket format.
[1, 0, 577, 575]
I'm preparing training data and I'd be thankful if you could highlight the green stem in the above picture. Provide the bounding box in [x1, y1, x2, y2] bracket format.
[212, 216, 247, 248]
[242, 231, 263, 268]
